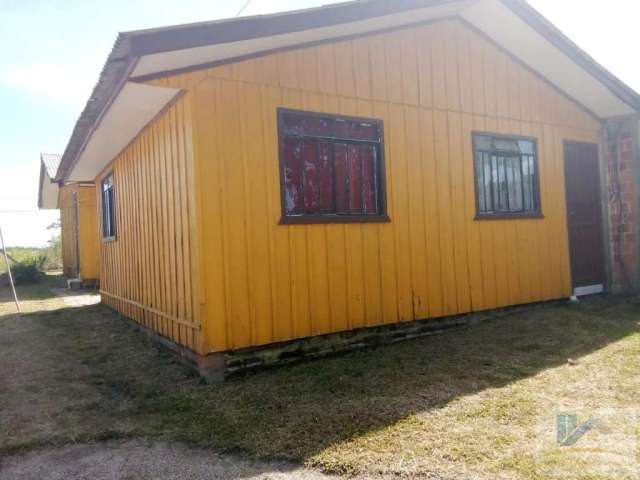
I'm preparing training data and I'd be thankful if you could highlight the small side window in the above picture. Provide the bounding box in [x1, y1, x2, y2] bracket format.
[102, 173, 117, 239]
[473, 133, 542, 219]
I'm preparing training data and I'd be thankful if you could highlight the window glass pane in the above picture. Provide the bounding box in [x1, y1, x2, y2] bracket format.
[334, 143, 349, 213]
[473, 134, 539, 217]
[522, 158, 532, 210]
[475, 153, 486, 212]
[529, 156, 536, 208]
[282, 114, 304, 136]
[475, 136, 492, 151]
[282, 113, 333, 137]
[491, 155, 500, 212]
[509, 156, 523, 212]
[348, 144, 364, 213]
[362, 146, 378, 214]
[102, 176, 112, 192]
[522, 155, 534, 211]
[497, 156, 508, 211]
[483, 153, 493, 212]
[283, 136, 304, 214]
[102, 174, 116, 238]
[493, 138, 520, 152]
[102, 191, 109, 237]
[318, 141, 335, 213]
[279, 109, 385, 220]
[304, 116, 334, 137]
[518, 140, 535, 155]
[334, 119, 349, 139]
[108, 189, 116, 237]
[302, 138, 321, 214]
[348, 121, 381, 142]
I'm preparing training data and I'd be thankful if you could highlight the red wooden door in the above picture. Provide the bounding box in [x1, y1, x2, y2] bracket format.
[563, 141, 605, 290]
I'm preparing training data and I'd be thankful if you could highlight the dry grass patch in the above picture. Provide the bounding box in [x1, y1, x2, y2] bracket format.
[0, 274, 67, 316]
[1, 282, 639, 479]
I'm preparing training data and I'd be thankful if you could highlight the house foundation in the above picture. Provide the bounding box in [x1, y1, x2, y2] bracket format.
[115, 299, 568, 382]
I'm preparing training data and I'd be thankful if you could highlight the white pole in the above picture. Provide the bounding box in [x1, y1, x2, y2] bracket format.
[0, 223, 20, 313]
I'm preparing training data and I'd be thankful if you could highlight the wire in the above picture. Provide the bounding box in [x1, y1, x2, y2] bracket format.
[235, 0, 253, 17]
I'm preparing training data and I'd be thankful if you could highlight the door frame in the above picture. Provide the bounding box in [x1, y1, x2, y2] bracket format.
[562, 139, 607, 295]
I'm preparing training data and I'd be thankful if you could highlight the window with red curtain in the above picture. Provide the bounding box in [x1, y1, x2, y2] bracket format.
[278, 109, 388, 224]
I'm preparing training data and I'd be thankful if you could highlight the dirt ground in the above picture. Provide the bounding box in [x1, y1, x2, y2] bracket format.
[1, 276, 639, 479]
[0, 440, 337, 480]
[0, 279, 339, 479]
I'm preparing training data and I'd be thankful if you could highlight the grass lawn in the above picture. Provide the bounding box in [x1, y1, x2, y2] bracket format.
[1, 277, 639, 479]
[0, 273, 67, 316]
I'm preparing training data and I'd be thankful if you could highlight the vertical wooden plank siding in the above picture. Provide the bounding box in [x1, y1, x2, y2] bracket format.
[59, 184, 100, 280]
[59, 185, 79, 278]
[160, 19, 601, 353]
[77, 186, 100, 280]
[97, 94, 203, 353]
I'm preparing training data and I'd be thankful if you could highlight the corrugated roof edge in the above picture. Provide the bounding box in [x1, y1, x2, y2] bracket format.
[41, 153, 62, 179]
[55, 0, 640, 182]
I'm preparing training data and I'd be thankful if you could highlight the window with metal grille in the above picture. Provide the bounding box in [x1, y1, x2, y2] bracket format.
[278, 109, 388, 224]
[473, 133, 541, 219]
[102, 173, 117, 239]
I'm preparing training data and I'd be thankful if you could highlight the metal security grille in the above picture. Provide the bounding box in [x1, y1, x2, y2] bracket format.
[473, 134, 540, 218]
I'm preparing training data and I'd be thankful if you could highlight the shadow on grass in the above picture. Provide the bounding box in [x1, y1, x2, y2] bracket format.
[2, 293, 639, 478]
[152, 297, 639, 471]
[0, 273, 66, 305]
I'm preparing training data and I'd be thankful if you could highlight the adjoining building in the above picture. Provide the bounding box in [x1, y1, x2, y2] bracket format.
[38, 153, 99, 285]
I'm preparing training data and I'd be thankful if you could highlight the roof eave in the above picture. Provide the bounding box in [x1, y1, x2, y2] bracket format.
[500, 0, 640, 112]
[55, 35, 137, 182]
[56, 0, 640, 183]
[127, 0, 463, 56]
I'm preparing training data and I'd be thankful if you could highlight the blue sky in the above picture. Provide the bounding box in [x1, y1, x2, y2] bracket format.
[0, 0, 638, 247]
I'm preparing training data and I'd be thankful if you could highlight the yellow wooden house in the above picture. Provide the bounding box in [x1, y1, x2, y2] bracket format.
[38, 153, 100, 284]
[52, 0, 640, 379]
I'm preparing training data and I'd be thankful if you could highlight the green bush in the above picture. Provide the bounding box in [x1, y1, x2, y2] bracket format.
[11, 254, 46, 285]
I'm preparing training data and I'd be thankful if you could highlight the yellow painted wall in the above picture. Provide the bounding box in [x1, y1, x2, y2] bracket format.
[174, 18, 603, 353]
[125, 18, 605, 354]
[97, 95, 203, 353]
[59, 184, 100, 281]
[78, 185, 99, 281]
[59, 185, 78, 278]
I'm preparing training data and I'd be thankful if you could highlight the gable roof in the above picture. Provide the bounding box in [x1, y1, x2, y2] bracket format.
[38, 153, 62, 210]
[57, 0, 640, 183]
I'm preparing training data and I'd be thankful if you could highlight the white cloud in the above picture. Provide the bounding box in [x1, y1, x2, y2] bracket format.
[1, 62, 95, 109]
